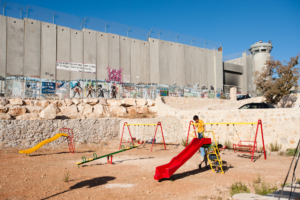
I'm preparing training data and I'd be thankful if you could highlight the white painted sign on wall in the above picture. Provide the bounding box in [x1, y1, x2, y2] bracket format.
[84, 64, 96, 74]
[70, 62, 83, 72]
[56, 61, 70, 70]
[124, 75, 130, 83]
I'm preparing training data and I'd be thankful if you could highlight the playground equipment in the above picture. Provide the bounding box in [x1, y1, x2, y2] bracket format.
[186, 120, 266, 162]
[154, 138, 211, 180]
[19, 128, 75, 155]
[120, 122, 166, 152]
[76, 143, 139, 167]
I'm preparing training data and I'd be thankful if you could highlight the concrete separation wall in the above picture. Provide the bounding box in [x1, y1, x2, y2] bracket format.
[0, 118, 121, 148]
[0, 16, 6, 78]
[6, 17, 24, 77]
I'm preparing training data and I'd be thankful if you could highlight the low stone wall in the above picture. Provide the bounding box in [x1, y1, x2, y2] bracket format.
[155, 97, 300, 150]
[0, 118, 121, 148]
[162, 97, 230, 110]
[203, 97, 264, 110]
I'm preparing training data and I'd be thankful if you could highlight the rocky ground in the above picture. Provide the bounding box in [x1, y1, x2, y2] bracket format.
[0, 141, 296, 200]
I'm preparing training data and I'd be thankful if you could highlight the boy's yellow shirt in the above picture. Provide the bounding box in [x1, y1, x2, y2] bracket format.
[195, 119, 204, 133]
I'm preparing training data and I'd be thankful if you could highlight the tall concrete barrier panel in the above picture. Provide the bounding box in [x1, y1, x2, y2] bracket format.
[97, 32, 108, 80]
[24, 18, 41, 78]
[130, 39, 141, 84]
[120, 36, 131, 83]
[70, 29, 83, 80]
[41, 22, 56, 80]
[168, 42, 176, 86]
[108, 33, 120, 70]
[184, 45, 192, 87]
[56, 26, 70, 81]
[149, 38, 159, 84]
[0, 16, 6, 78]
[176, 44, 185, 87]
[246, 56, 254, 93]
[6, 17, 24, 77]
[83, 29, 97, 80]
[199, 48, 207, 88]
[192, 47, 201, 87]
[207, 49, 215, 89]
[140, 41, 150, 84]
[215, 50, 223, 91]
[159, 40, 169, 85]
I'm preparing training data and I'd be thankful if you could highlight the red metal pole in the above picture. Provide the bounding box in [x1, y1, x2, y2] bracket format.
[127, 125, 135, 146]
[251, 120, 260, 162]
[259, 120, 266, 160]
[158, 122, 166, 150]
[186, 121, 192, 146]
[151, 123, 159, 152]
[119, 122, 127, 150]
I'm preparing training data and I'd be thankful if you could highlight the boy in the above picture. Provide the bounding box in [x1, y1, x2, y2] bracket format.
[193, 115, 207, 169]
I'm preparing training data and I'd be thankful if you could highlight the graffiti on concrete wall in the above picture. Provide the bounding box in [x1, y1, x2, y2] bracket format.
[142, 88, 150, 99]
[169, 86, 183, 97]
[25, 81, 40, 98]
[150, 89, 159, 99]
[84, 82, 96, 98]
[56, 82, 70, 99]
[97, 82, 109, 98]
[5, 79, 24, 98]
[70, 81, 83, 98]
[41, 82, 56, 98]
[109, 83, 120, 99]
[121, 85, 141, 98]
[107, 67, 122, 82]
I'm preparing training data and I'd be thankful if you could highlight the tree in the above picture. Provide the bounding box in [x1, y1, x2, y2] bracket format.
[253, 54, 300, 104]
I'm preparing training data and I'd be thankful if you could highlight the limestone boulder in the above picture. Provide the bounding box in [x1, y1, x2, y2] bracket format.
[85, 113, 102, 119]
[16, 113, 39, 120]
[109, 106, 126, 117]
[9, 98, 23, 105]
[73, 99, 82, 105]
[107, 100, 121, 107]
[24, 100, 35, 106]
[136, 99, 147, 106]
[147, 99, 155, 107]
[26, 106, 44, 114]
[148, 106, 157, 113]
[8, 106, 27, 117]
[137, 105, 148, 114]
[39, 105, 56, 120]
[98, 99, 108, 106]
[64, 99, 73, 106]
[126, 106, 137, 116]
[50, 100, 66, 108]
[83, 98, 99, 106]
[0, 106, 8, 113]
[94, 104, 105, 115]
[0, 113, 11, 120]
[0, 99, 9, 106]
[78, 104, 93, 115]
[59, 105, 78, 114]
[121, 98, 136, 106]
[35, 100, 50, 107]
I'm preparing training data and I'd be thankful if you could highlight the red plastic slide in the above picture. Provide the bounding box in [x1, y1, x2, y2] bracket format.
[154, 138, 211, 180]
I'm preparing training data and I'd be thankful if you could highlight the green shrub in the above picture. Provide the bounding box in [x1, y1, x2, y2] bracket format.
[63, 171, 70, 183]
[181, 138, 189, 147]
[269, 141, 282, 152]
[297, 178, 300, 183]
[278, 151, 285, 156]
[230, 182, 250, 196]
[253, 174, 277, 195]
[224, 139, 232, 149]
[286, 148, 299, 156]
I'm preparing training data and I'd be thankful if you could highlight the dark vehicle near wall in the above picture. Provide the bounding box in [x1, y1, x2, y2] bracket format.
[239, 103, 275, 109]
[237, 94, 251, 100]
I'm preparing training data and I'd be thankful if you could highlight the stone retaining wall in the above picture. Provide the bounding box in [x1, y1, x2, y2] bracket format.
[0, 118, 121, 148]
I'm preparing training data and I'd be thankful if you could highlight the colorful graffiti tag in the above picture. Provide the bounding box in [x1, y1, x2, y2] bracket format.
[107, 67, 122, 82]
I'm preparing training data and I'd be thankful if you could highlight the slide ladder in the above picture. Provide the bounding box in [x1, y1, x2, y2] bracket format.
[205, 131, 224, 174]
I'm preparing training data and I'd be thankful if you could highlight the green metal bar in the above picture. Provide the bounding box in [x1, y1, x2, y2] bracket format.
[77, 146, 139, 166]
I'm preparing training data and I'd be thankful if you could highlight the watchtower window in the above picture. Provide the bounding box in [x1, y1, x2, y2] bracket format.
[255, 50, 259, 53]
[261, 49, 266, 52]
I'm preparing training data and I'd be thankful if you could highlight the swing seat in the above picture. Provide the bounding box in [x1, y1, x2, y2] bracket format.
[233, 140, 257, 153]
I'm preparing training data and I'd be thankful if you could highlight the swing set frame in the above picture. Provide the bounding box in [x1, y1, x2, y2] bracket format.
[186, 119, 266, 162]
[119, 122, 166, 152]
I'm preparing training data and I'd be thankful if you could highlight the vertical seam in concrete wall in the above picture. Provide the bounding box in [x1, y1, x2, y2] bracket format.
[4, 16, 7, 93]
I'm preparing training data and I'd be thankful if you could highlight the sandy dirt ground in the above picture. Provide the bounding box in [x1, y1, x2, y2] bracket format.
[0, 141, 298, 200]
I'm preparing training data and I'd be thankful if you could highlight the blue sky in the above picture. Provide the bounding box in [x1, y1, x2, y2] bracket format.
[1, 0, 299, 63]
